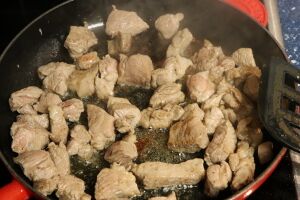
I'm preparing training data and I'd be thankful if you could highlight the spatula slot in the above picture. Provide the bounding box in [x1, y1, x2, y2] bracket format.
[281, 96, 300, 115]
[284, 72, 300, 92]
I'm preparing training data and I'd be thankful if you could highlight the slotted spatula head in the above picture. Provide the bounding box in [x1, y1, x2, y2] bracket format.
[258, 57, 300, 152]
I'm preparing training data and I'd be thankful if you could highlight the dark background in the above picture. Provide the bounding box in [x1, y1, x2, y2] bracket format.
[0, 1, 297, 199]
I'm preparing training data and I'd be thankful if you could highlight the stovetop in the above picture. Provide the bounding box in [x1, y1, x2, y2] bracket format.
[0, 0, 298, 199]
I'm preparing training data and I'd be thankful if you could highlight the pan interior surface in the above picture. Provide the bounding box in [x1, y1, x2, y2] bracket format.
[0, 0, 286, 199]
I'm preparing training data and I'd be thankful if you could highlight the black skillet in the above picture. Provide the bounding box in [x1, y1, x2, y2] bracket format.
[0, 0, 289, 199]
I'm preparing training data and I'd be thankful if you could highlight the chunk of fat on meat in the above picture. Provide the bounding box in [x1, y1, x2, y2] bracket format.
[204, 107, 224, 135]
[202, 93, 225, 111]
[56, 175, 91, 200]
[16, 114, 49, 129]
[33, 176, 59, 196]
[231, 48, 256, 67]
[155, 13, 184, 40]
[131, 158, 205, 189]
[107, 97, 141, 134]
[33, 92, 62, 113]
[9, 86, 43, 112]
[67, 125, 94, 160]
[151, 68, 177, 88]
[258, 141, 273, 165]
[105, 6, 149, 37]
[236, 116, 263, 148]
[243, 74, 260, 101]
[38, 62, 75, 96]
[150, 83, 185, 108]
[192, 40, 225, 72]
[17, 104, 37, 115]
[139, 104, 184, 129]
[104, 134, 138, 169]
[221, 108, 237, 124]
[87, 104, 115, 150]
[48, 142, 70, 176]
[76, 51, 99, 70]
[118, 54, 154, 88]
[204, 120, 237, 166]
[228, 142, 255, 190]
[204, 161, 232, 197]
[166, 28, 193, 57]
[164, 55, 193, 79]
[48, 105, 69, 144]
[187, 71, 215, 103]
[68, 66, 98, 97]
[108, 32, 132, 55]
[95, 55, 118, 100]
[95, 163, 140, 200]
[59, 98, 84, 122]
[149, 192, 177, 200]
[64, 26, 98, 58]
[14, 150, 57, 181]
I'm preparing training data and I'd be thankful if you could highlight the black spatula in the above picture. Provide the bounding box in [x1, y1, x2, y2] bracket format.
[258, 57, 300, 152]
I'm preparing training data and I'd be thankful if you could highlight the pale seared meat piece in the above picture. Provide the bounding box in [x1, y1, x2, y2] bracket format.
[204, 107, 224, 135]
[204, 120, 237, 166]
[131, 158, 205, 189]
[221, 108, 237, 124]
[38, 62, 75, 96]
[34, 92, 62, 113]
[14, 150, 57, 181]
[149, 192, 177, 200]
[107, 97, 141, 134]
[166, 28, 193, 57]
[204, 161, 232, 197]
[48, 142, 70, 176]
[68, 66, 98, 97]
[104, 134, 138, 168]
[150, 83, 185, 108]
[151, 68, 177, 88]
[87, 104, 115, 150]
[64, 26, 98, 58]
[95, 55, 118, 100]
[231, 48, 256, 67]
[76, 51, 99, 70]
[164, 55, 193, 79]
[56, 175, 91, 200]
[258, 141, 273, 165]
[105, 6, 149, 37]
[17, 104, 37, 115]
[243, 74, 260, 101]
[168, 104, 208, 153]
[33, 176, 59, 196]
[236, 116, 263, 147]
[95, 163, 140, 200]
[139, 104, 184, 129]
[187, 71, 215, 103]
[60, 98, 84, 122]
[16, 114, 49, 129]
[192, 40, 225, 72]
[67, 125, 94, 160]
[48, 105, 69, 144]
[118, 54, 154, 88]
[155, 13, 184, 40]
[228, 142, 255, 190]
[202, 93, 225, 111]
[225, 65, 261, 87]
[208, 57, 235, 84]
[108, 32, 132, 55]
[9, 86, 43, 112]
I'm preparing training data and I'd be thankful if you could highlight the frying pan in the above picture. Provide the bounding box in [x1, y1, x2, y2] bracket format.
[0, 0, 288, 199]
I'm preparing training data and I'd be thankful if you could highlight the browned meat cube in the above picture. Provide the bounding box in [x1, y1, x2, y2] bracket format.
[149, 192, 177, 200]
[87, 104, 115, 150]
[9, 86, 43, 112]
[48, 142, 70, 176]
[107, 97, 141, 134]
[257, 141, 273, 165]
[166, 28, 193, 57]
[56, 175, 91, 200]
[33, 176, 59, 196]
[48, 105, 69, 144]
[64, 26, 98, 58]
[76, 51, 99, 70]
[118, 54, 154, 88]
[155, 13, 184, 39]
[105, 6, 149, 37]
[231, 48, 256, 67]
[14, 150, 57, 181]
[131, 159, 205, 189]
[95, 164, 140, 200]
[151, 68, 177, 88]
[33, 92, 62, 113]
[150, 83, 185, 108]
[60, 98, 84, 122]
[68, 66, 98, 97]
[243, 74, 259, 101]
[204, 107, 224, 135]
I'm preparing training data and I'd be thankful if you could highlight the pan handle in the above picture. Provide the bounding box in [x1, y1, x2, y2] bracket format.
[0, 179, 32, 200]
